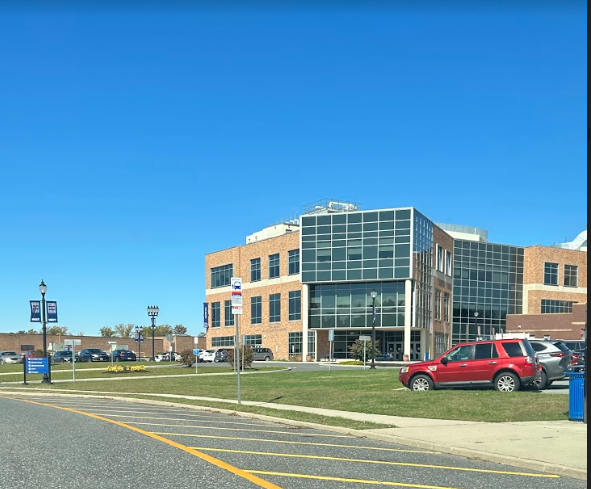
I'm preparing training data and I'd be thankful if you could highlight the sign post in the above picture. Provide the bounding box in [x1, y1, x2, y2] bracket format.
[24, 357, 50, 385]
[193, 349, 200, 374]
[231, 277, 243, 404]
[107, 341, 117, 366]
[65, 339, 81, 381]
[328, 329, 335, 371]
[359, 335, 371, 370]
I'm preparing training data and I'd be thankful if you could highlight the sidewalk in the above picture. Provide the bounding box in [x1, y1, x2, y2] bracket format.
[1, 387, 587, 480]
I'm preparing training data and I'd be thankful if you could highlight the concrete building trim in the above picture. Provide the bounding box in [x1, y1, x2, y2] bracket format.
[205, 274, 301, 296]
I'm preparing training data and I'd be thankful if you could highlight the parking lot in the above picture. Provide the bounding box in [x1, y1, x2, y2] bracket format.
[0, 394, 585, 489]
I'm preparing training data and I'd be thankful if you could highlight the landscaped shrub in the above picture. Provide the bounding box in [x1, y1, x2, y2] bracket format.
[180, 349, 195, 367]
[226, 346, 254, 370]
[105, 365, 148, 373]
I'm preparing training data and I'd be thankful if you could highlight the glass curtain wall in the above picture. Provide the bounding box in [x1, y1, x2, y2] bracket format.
[452, 240, 524, 344]
[413, 211, 434, 330]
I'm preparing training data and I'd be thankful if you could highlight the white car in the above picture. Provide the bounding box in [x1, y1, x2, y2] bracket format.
[200, 350, 217, 363]
[0, 351, 23, 364]
[155, 352, 182, 362]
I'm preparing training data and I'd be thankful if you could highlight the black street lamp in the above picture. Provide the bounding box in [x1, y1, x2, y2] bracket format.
[147, 305, 159, 361]
[474, 311, 480, 339]
[135, 325, 141, 362]
[39, 280, 51, 384]
[370, 290, 377, 370]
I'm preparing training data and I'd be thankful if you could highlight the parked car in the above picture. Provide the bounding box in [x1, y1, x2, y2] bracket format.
[252, 347, 274, 362]
[155, 352, 181, 362]
[197, 350, 209, 363]
[112, 350, 137, 362]
[399, 339, 540, 393]
[560, 340, 586, 366]
[528, 340, 573, 389]
[51, 350, 79, 364]
[214, 349, 228, 363]
[0, 351, 23, 364]
[78, 349, 110, 362]
[201, 350, 217, 363]
[375, 353, 396, 362]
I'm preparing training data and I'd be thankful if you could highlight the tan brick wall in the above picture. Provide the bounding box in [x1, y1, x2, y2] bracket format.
[524, 246, 587, 287]
[431, 226, 454, 353]
[527, 290, 588, 316]
[205, 231, 302, 359]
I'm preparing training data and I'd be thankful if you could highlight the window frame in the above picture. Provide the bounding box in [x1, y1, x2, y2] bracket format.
[564, 264, 578, 288]
[211, 302, 221, 328]
[250, 258, 261, 283]
[544, 262, 559, 286]
[288, 249, 300, 275]
[269, 253, 281, 279]
[251, 296, 262, 325]
[210, 264, 234, 289]
[289, 290, 302, 321]
[269, 293, 281, 323]
[224, 300, 234, 327]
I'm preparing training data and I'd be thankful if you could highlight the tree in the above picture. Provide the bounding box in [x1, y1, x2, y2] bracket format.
[100, 327, 116, 337]
[114, 323, 135, 338]
[17, 330, 26, 334]
[173, 324, 188, 335]
[27, 328, 38, 334]
[349, 339, 380, 361]
[226, 346, 254, 370]
[198, 332, 206, 338]
[48, 326, 69, 336]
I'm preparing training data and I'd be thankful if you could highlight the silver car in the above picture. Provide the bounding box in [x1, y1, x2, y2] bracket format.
[0, 351, 23, 364]
[529, 340, 573, 389]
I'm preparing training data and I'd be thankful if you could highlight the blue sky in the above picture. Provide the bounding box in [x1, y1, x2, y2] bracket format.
[0, 2, 586, 336]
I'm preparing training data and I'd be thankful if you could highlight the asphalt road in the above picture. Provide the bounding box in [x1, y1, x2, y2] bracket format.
[0, 395, 585, 489]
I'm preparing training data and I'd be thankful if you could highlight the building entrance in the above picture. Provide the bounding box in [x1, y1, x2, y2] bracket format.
[387, 342, 403, 360]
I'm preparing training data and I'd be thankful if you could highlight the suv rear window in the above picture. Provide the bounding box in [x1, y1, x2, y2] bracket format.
[502, 342, 526, 358]
[553, 342, 571, 354]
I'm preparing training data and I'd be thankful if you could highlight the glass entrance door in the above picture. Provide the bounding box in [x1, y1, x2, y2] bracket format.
[387, 342, 403, 361]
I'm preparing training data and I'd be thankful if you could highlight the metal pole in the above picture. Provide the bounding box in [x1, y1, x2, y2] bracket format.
[151, 318, 156, 362]
[72, 347, 76, 382]
[370, 296, 376, 370]
[235, 314, 241, 404]
[363, 339, 367, 370]
[41, 290, 50, 383]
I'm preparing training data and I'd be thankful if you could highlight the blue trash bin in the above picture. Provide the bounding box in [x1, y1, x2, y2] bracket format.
[566, 372, 585, 422]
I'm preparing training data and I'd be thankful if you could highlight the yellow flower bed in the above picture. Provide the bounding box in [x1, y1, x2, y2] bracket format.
[105, 365, 148, 373]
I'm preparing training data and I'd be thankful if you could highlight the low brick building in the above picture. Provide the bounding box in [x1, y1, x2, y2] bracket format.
[507, 303, 587, 340]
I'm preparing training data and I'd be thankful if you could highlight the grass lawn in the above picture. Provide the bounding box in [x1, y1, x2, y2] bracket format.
[0, 360, 179, 374]
[1, 369, 569, 423]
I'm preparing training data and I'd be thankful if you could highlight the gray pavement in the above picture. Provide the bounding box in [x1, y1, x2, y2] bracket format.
[0, 394, 586, 489]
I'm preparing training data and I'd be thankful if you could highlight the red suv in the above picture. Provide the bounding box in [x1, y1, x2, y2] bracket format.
[399, 339, 540, 393]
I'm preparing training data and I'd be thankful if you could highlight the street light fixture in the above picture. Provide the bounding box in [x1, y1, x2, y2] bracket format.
[147, 305, 159, 361]
[370, 290, 377, 370]
[39, 280, 50, 383]
[135, 325, 142, 362]
[474, 311, 480, 339]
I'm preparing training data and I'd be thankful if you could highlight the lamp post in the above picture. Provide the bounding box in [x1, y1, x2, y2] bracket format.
[135, 325, 141, 362]
[370, 290, 377, 370]
[147, 305, 159, 361]
[39, 280, 50, 384]
[474, 311, 480, 340]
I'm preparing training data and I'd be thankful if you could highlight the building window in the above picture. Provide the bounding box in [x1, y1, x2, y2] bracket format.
[212, 336, 234, 347]
[288, 249, 300, 275]
[541, 299, 577, 314]
[443, 293, 450, 322]
[288, 332, 303, 357]
[250, 258, 261, 282]
[224, 300, 234, 327]
[544, 262, 559, 286]
[269, 293, 281, 322]
[436, 245, 444, 273]
[269, 253, 280, 279]
[211, 302, 221, 328]
[211, 264, 233, 289]
[564, 265, 578, 287]
[434, 290, 441, 320]
[244, 335, 262, 346]
[251, 296, 262, 325]
[445, 250, 452, 277]
[289, 291, 302, 321]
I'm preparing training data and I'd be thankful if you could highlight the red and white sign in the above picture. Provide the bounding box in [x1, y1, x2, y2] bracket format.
[231, 277, 243, 315]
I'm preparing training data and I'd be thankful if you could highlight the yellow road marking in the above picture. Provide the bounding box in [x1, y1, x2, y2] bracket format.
[182, 434, 439, 453]
[247, 470, 461, 489]
[3, 397, 285, 489]
[195, 447, 558, 478]
[126, 422, 352, 438]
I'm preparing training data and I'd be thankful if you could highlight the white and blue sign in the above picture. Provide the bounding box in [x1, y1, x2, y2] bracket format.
[47, 301, 58, 323]
[30, 301, 41, 322]
[134, 334, 144, 343]
[26, 357, 49, 375]
[193, 349, 200, 356]
[203, 302, 209, 328]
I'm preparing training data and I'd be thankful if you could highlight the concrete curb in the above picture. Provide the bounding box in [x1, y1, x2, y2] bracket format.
[0, 390, 586, 481]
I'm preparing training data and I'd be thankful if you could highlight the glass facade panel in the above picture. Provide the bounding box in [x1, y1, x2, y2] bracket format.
[244, 335, 263, 346]
[452, 240, 524, 344]
[212, 336, 234, 347]
[300, 209, 413, 283]
[414, 211, 434, 330]
[309, 282, 406, 329]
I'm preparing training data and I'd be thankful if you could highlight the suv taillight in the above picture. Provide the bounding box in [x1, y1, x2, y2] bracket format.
[525, 356, 535, 366]
[550, 353, 565, 358]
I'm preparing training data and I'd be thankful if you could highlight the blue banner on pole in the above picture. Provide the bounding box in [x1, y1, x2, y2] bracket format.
[46, 301, 58, 323]
[203, 302, 209, 328]
[30, 301, 41, 322]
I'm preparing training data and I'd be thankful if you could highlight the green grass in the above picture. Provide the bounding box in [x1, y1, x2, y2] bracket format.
[1, 369, 569, 423]
[0, 360, 179, 374]
[0, 366, 280, 383]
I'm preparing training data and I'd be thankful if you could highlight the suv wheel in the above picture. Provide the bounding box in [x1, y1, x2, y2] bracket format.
[410, 375, 434, 392]
[532, 370, 548, 390]
[264, 356, 271, 362]
[495, 372, 521, 393]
